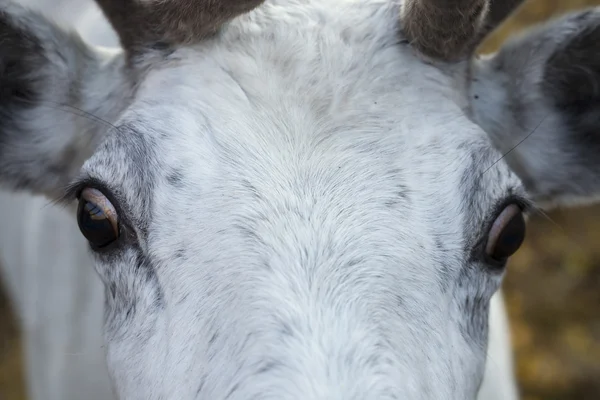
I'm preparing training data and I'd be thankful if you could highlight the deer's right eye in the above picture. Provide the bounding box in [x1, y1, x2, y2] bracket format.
[77, 188, 119, 249]
[485, 203, 526, 262]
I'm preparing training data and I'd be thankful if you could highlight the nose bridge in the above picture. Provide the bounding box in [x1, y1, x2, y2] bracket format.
[229, 254, 469, 400]
[186, 175, 461, 398]
[240, 251, 448, 399]
[172, 214, 469, 400]
[213, 238, 381, 396]
[237, 301, 406, 400]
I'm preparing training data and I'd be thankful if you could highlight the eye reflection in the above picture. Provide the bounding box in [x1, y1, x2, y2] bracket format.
[77, 188, 119, 248]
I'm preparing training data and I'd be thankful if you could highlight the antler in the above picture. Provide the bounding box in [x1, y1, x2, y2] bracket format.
[95, 0, 264, 56]
[401, 0, 526, 61]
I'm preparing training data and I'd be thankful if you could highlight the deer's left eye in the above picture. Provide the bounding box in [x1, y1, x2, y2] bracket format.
[77, 188, 119, 249]
[486, 204, 526, 261]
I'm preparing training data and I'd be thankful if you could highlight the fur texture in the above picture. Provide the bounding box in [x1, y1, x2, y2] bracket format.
[95, 0, 265, 59]
[0, 3, 128, 197]
[400, 0, 490, 61]
[0, 0, 599, 399]
[399, 0, 527, 61]
[468, 8, 600, 207]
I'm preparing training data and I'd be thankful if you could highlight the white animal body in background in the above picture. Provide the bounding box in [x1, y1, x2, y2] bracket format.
[0, 0, 599, 399]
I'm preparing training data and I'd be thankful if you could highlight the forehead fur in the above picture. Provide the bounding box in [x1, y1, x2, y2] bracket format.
[80, 0, 526, 277]
[83, 0, 522, 218]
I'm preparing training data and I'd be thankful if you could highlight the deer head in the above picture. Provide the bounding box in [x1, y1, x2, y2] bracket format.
[0, 0, 598, 399]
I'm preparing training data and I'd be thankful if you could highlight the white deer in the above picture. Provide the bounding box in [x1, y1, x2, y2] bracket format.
[0, 0, 599, 399]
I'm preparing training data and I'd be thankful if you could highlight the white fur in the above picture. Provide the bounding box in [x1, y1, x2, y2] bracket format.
[0, 0, 526, 399]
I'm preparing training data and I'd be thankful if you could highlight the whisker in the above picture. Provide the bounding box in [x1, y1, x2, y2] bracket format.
[9, 99, 118, 208]
[14, 97, 117, 130]
[481, 113, 549, 177]
[527, 205, 592, 255]
[38, 100, 118, 130]
[528, 205, 559, 227]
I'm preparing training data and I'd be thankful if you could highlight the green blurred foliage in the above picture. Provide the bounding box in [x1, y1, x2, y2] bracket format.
[1, 1, 600, 399]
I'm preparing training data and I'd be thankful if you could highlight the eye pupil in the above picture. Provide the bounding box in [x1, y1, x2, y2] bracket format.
[77, 189, 119, 249]
[487, 204, 526, 262]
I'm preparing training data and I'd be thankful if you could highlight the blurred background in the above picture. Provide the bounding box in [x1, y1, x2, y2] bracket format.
[1, 0, 600, 399]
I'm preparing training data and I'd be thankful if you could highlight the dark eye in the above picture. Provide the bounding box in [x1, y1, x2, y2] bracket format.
[77, 188, 119, 248]
[486, 204, 526, 261]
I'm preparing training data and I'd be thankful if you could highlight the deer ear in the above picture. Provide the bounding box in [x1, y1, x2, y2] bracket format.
[467, 8, 600, 208]
[95, 0, 265, 57]
[0, 3, 129, 198]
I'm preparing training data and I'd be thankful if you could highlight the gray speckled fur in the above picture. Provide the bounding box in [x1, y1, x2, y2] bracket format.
[0, 2, 130, 198]
[0, 0, 599, 399]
